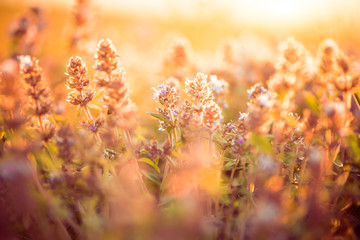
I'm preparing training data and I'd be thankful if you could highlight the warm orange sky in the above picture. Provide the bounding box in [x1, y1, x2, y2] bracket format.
[4, 0, 360, 25]
[2, 0, 360, 52]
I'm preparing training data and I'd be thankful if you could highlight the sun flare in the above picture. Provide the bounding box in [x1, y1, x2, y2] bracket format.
[233, 0, 317, 24]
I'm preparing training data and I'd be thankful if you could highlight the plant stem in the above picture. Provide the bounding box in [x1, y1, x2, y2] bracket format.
[38, 115, 44, 131]
[289, 148, 298, 184]
[228, 158, 240, 192]
[123, 129, 149, 194]
[83, 105, 102, 143]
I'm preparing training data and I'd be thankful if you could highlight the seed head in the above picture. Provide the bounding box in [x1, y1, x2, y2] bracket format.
[94, 39, 137, 130]
[202, 101, 223, 132]
[275, 37, 308, 75]
[153, 83, 179, 111]
[65, 56, 90, 91]
[65, 56, 93, 107]
[318, 39, 338, 75]
[81, 117, 104, 133]
[19, 55, 52, 117]
[19, 55, 41, 87]
[94, 39, 119, 75]
[185, 73, 214, 107]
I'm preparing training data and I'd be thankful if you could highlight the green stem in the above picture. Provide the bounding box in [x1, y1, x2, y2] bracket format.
[228, 158, 240, 192]
[123, 129, 149, 194]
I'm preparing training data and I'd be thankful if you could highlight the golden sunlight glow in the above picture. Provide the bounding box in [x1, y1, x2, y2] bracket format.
[14, 0, 354, 28]
[233, 0, 322, 24]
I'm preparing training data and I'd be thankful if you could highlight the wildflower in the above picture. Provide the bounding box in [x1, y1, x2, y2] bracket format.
[185, 73, 214, 108]
[0, 59, 28, 130]
[257, 92, 271, 108]
[229, 124, 236, 130]
[268, 73, 297, 93]
[202, 101, 223, 132]
[247, 83, 267, 100]
[209, 75, 229, 108]
[152, 79, 180, 132]
[209, 75, 227, 94]
[81, 117, 104, 133]
[70, 0, 93, 50]
[152, 83, 179, 113]
[137, 140, 172, 161]
[8, 7, 45, 55]
[247, 83, 273, 108]
[19, 55, 54, 139]
[162, 37, 192, 80]
[94, 39, 137, 130]
[239, 112, 249, 120]
[94, 38, 119, 75]
[336, 53, 350, 74]
[236, 136, 245, 145]
[40, 118, 56, 141]
[268, 38, 310, 95]
[65, 56, 90, 91]
[65, 56, 93, 107]
[56, 125, 75, 164]
[318, 39, 338, 75]
[183, 73, 224, 133]
[275, 37, 308, 75]
[179, 100, 200, 129]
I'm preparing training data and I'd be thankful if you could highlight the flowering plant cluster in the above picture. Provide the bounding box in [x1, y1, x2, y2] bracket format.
[0, 5, 360, 240]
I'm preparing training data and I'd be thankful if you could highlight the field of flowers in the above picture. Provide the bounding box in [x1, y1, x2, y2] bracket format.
[1, 1, 360, 239]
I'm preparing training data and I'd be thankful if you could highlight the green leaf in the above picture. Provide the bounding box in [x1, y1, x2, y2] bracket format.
[94, 88, 105, 99]
[88, 103, 102, 111]
[249, 133, 273, 155]
[353, 92, 360, 111]
[174, 138, 182, 151]
[346, 134, 360, 163]
[331, 143, 341, 167]
[333, 158, 343, 168]
[222, 157, 235, 162]
[147, 112, 170, 123]
[304, 92, 320, 113]
[35, 151, 56, 171]
[224, 161, 236, 171]
[213, 135, 227, 149]
[140, 149, 150, 155]
[105, 148, 117, 155]
[166, 126, 173, 134]
[141, 170, 161, 185]
[138, 157, 161, 173]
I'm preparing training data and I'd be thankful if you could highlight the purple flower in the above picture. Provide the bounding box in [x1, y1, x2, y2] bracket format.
[237, 136, 245, 145]
[90, 125, 97, 132]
